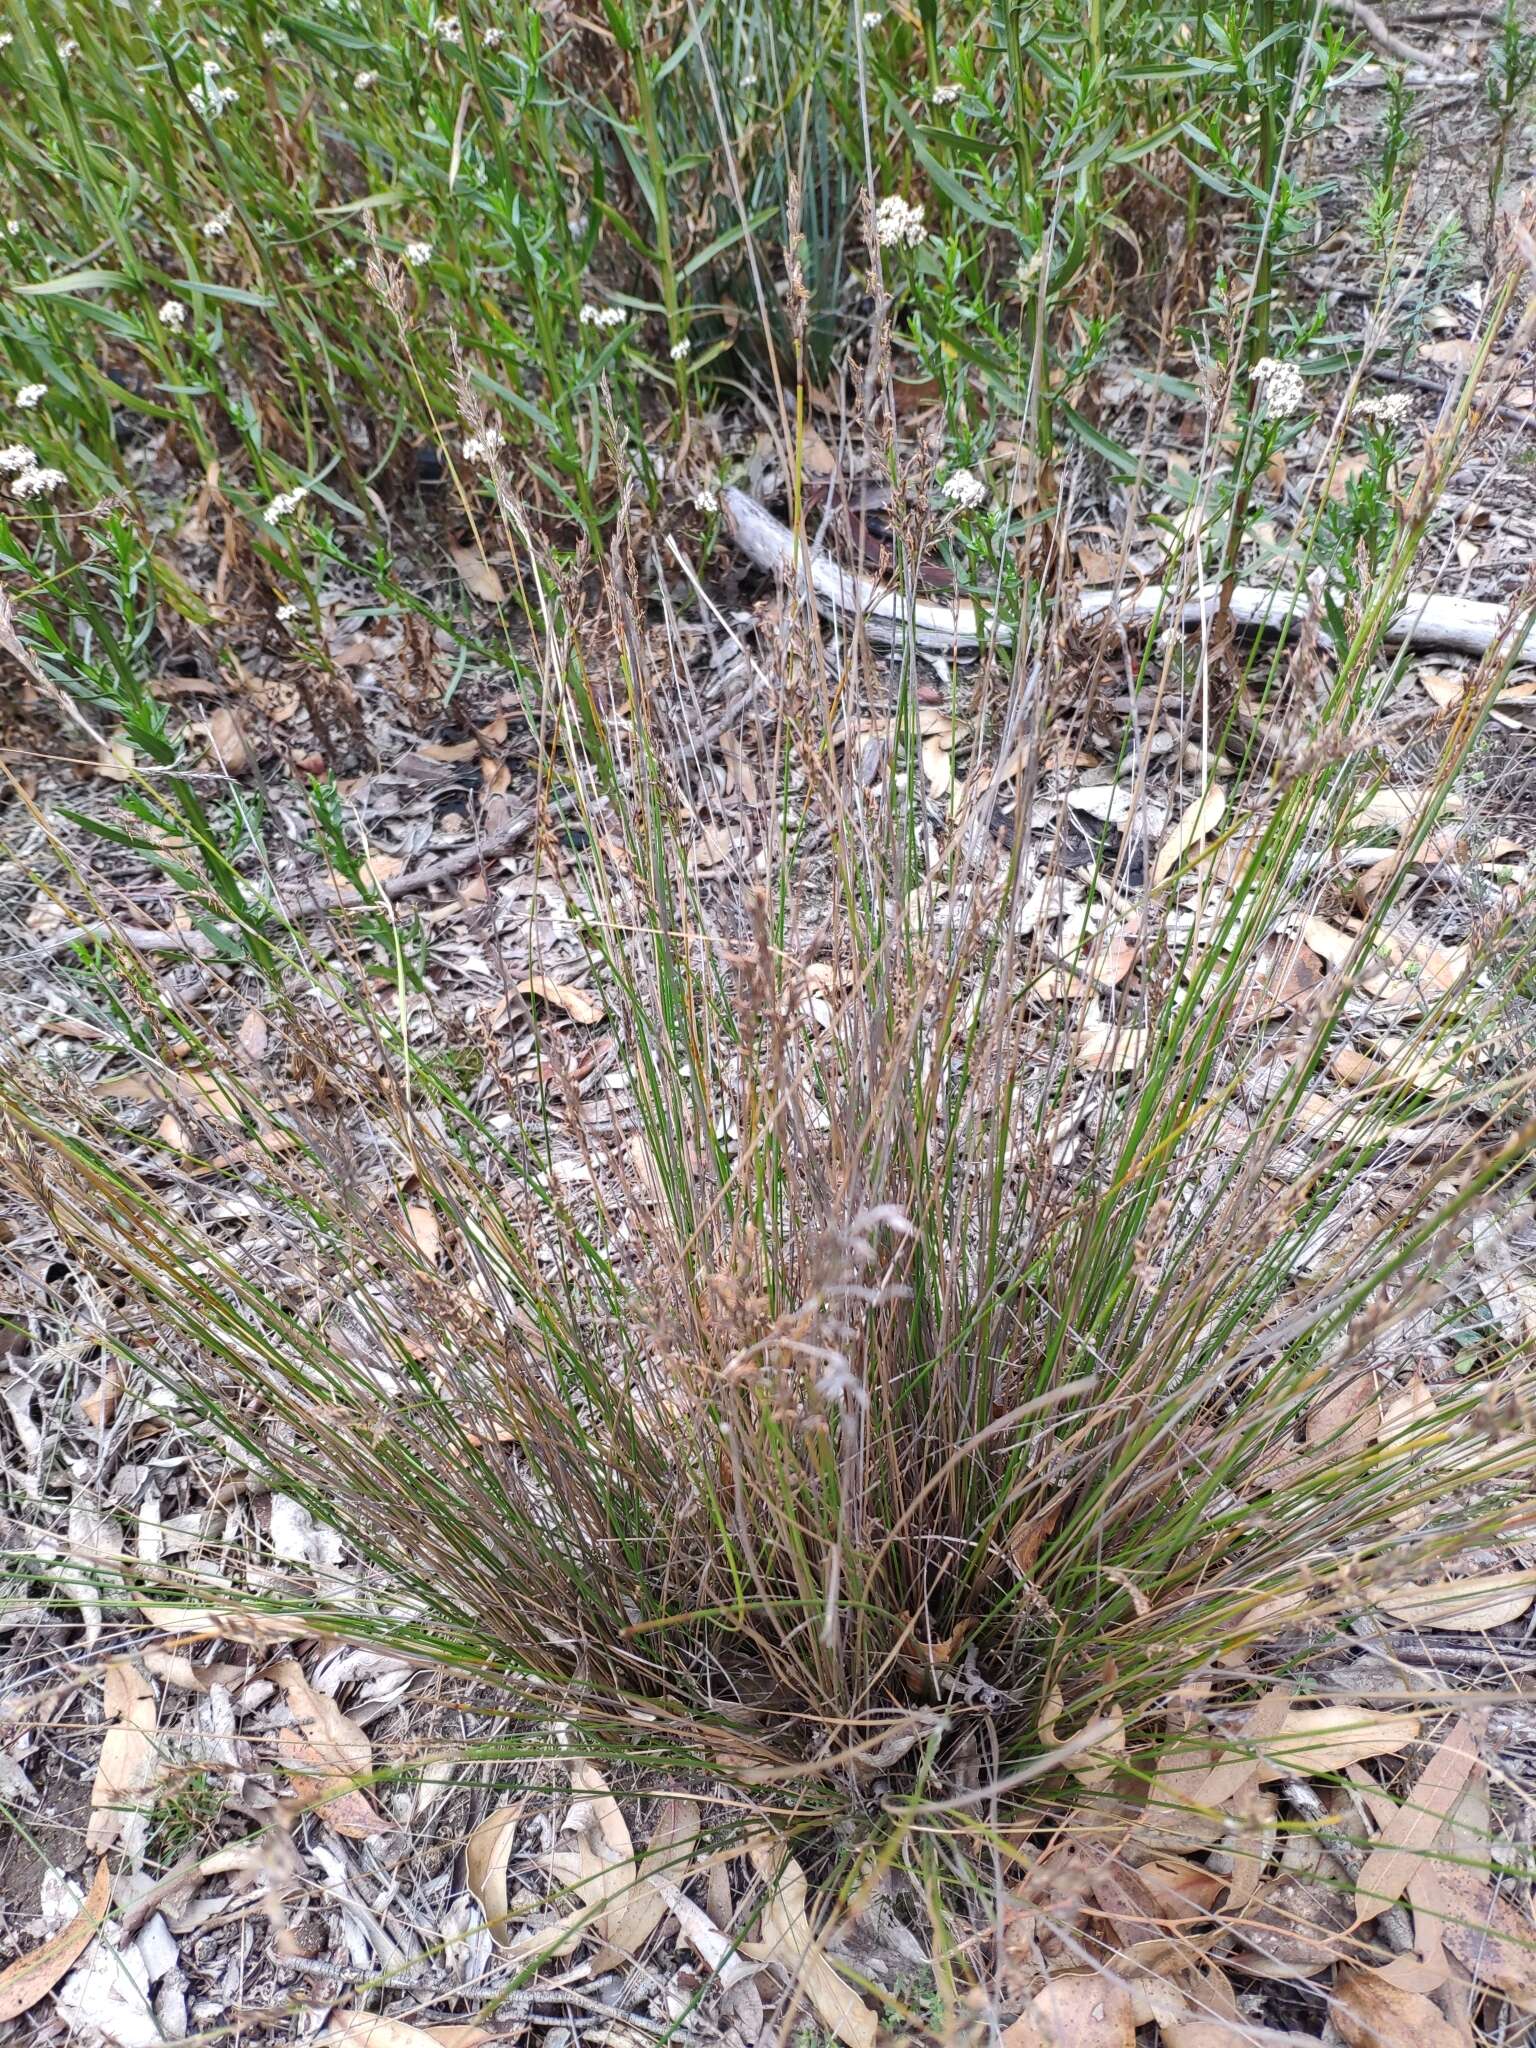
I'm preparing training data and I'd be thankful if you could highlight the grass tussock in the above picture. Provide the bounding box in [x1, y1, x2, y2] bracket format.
[2, 0, 1536, 1945]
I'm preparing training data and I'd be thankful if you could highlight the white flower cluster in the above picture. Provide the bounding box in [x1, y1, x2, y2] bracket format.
[669, 338, 691, 362]
[874, 193, 927, 249]
[462, 424, 505, 462]
[353, 68, 379, 89]
[940, 466, 986, 511]
[16, 383, 47, 409]
[1355, 391, 1414, 426]
[403, 240, 433, 266]
[579, 302, 625, 329]
[931, 83, 963, 104]
[188, 60, 239, 119]
[202, 205, 234, 238]
[276, 600, 302, 621]
[1, 443, 64, 499]
[482, 26, 504, 46]
[158, 299, 188, 330]
[261, 28, 287, 50]
[12, 464, 65, 499]
[1250, 355, 1306, 420]
[432, 15, 464, 43]
[266, 483, 309, 524]
[862, 9, 883, 25]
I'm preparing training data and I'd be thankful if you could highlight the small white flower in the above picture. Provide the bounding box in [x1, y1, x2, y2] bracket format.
[694, 485, 719, 514]
[261, 28, 287, 50]
[461, 424, 505, 462]
[353, 67, 379, 89]
[0, 32, 14, 49]
[189, 61, 239, 119]
[3, 220, 20, 237]
[1355, 391, 1414, 426]
[861, 9, 883, 25]
[0, 442, 36, 472]
[157, 298, 188, 331]
[873, 193, 927, 249]
[579, 301, 625, 329]
[201, 205, 234, 238]
[931, 83, 962, 104]
[669, 337, 691, 362]
[265, 483, 309, 524]
[939, 466, 987, 511]
[275, 600, 301, 621]
[15, 383, 47, 410]
[334, 253, 359, 275]
[403, 240, 432, 266]
[11, 464, 65, 499]
[482, 25, 504, 45]
[432, 14, 464, 43]
[1250, 355, 1306, 420]
[59, 37, 79, 60]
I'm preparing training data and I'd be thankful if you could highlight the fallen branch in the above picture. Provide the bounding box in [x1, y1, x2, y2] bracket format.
[723, 486, 1534, 661]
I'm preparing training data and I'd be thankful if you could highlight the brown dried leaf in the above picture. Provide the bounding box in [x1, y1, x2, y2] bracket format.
[743, 1842, 877, 2048]
[1074, 1020, 1150, 1074]
[1427, 1862, 1536, 2006]
[608, 1796, 699, 1959]
[1252, 1706, 1420, 1781]
[466, 1800, 526, 1943]
[274, 1659, 391, 1840]
[86, 1661, 159, 1854]
[1351, 1718, 1477, 1923]
[204, 705, 252, 775]
[1001, 1974, 1134, 2048]
[0, 1860, 111, 2022]
[518, 974, 605, 1025]
[449, 539, 506, 604]
[1375, 1569, 1536, 1630]
[324, 2017, 496, 2048]
[1331, 1968, 1462, 2048]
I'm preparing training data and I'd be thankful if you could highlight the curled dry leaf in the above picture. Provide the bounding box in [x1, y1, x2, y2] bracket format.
[273, 1658, 391, 1840]
[1374, 1568, 1536, 1630]
[1153, 783, 1226, 886]
[1331, 1967, 1462, 2048]
[1001, 1973, 1134, 2048]
[518, 974, 605, 1025]
[323, 2016, 495, 2048]
[0, 1859, 111, 2023]
[743, 1841, 878, 2048]
[1074, 1019, 1150, 1075]
[449, 538, 506, 604]
[86, 1661, 160, 1856]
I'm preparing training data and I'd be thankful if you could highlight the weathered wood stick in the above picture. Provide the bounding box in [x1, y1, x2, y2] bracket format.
[723, 486, 1533, 661]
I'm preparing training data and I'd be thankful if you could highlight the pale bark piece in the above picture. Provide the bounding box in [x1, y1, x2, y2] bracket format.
[0, 1860, 111, 2022]
[724, 487, 1536, 657]
[1001, 1974, 1134, 2048]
